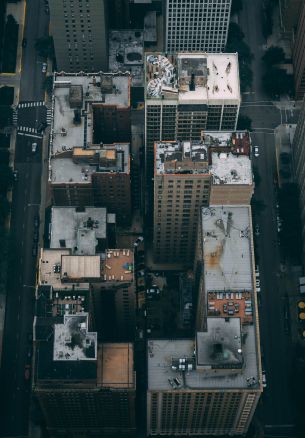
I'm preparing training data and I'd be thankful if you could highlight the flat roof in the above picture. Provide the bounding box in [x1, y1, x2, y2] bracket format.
[50, 207, 108, 255]
[109, 30, 144, 87]
[61, 255, 101, 280]
[97, 343, 135, 388]
[53, 313, 97, 361]
[39, 249, 90, 290]
[196, 318, 242, 369]
[144, 11, 157, 42]
[146, 53, 240, 102]
[51, 73, 130, 156]
[208, 290, 253, 324]
[147, 322, 259, 390]
[101, 249, 134, 283]
[50, 143, 130, 184]
[210, 152, 252, 185]
[201, 205, 254, 292]
[155, 141, 209, 175]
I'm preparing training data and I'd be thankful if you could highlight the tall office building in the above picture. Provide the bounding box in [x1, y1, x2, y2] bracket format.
[165, 0, 232, 53]
[279, 0, 303, 34]
[292, 100, 305, 260]
[147, 205, 262, 436]
[49, 0, 108, 72]
[49, 73, 132, 225]
[33, 289, 136, 437]
[293, 2, 305, 99]
[153, 132, 253, 265]
[145, 52, 241, 181]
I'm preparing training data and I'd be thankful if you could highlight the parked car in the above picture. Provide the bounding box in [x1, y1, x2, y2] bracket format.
[34, 214, 39, 228]
[42, 62, 47, 73]
[13, 170, 18, 181]
[256, 279, 260, 287]
[32, 142, 37, 153]
[33, 230, 39, 243]
[24, 364, 31, 381]
[262, 370, 267, 388]
[255, 224, 260, 236]
[32, 245, 37, 257]
[136, 270, 145, 278]
[27, 332, 33, 343]
[254, 146, 259, 157]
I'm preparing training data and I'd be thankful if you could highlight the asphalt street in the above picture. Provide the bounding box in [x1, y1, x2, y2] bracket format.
[0, 0, 49, 436]
[239, 0, 298, 436]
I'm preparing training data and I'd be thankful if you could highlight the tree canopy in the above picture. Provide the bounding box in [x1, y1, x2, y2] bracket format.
[262, 46, 285, 65]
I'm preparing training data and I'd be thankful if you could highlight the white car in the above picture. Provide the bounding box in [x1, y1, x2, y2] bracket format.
[32, 142, 37, 153]
[42, 62, 47, 73]
[254, 146, 259, 157]
[256, 279, 260, 288]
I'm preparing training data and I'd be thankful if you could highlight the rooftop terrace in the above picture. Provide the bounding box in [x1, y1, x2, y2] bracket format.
[50, 207, 109, 255]
[50, 73, 130, 156]
[146, 53, 240, 102]
[101, 249, 134, 283]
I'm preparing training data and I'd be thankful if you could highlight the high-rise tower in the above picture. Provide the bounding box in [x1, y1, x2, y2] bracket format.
[165, 0, 232, 53]
[49, 0, 108, 72]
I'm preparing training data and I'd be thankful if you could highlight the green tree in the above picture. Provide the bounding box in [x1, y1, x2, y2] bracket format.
[227, 22, 245, 44]
[35, 36, 55, 59]
[0, 105, 12, 128]
[237, 114, 252, 131]
[239, 61, 253, 91]
[262, 46, 285, 65]
[231, 0, 243, 15]
[262, 68, 294, 97]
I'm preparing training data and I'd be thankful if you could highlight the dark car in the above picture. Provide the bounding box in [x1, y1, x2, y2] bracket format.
[34, 214, 39, 228]
[27, 332, 33, 343]
[33, 230, 39, 243]
[32, 245, 37, 257]
[13, 170, 18, 181]
[27, 346, 32, 358]
[22, 38, 27, 48]
[24, 364, 31, 381]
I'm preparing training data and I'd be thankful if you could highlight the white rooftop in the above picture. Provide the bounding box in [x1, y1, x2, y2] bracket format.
[53, 313, 97, 361]
[155, 141, 209, 175]
[51, 73, 130, 156]
[50, 157, 96, 183]
[146, 53, 240, 103]
[50, 207, 109, 255]
[201, 205, 254, 291]
[210, 152, 253, 185]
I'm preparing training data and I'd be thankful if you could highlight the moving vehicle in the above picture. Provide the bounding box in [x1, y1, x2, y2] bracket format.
[42, 62, 47, 73]
[32, 142, 37, 153]
[34, 214, 39, 228]
[13, 170, 18, 181]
